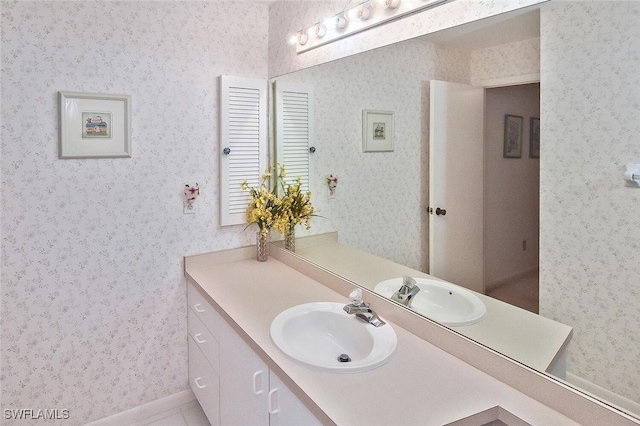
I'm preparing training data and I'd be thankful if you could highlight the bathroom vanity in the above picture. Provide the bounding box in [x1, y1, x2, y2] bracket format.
[284, 232, 572, 377]
[187, 279, 321, 425]
[184, 246, 595, 425]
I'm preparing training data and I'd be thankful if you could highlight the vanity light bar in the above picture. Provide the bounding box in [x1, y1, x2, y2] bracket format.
[295, 0, 448, 53]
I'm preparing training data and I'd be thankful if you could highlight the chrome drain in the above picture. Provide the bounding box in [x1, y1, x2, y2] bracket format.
[337, 354, 351, 363]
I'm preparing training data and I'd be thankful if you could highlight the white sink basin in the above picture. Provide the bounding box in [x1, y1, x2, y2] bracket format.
[270, 302, 397, 373]
[374, 277, 487, 326]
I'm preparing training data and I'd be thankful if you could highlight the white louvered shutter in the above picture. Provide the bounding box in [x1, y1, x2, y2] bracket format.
[219, 75, 268, 226]
[274, 81, 314, 191]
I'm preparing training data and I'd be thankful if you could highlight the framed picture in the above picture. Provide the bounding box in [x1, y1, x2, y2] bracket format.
[529, 117, 540, 158]
[503, 114, 523, 158]
[59, 91, 131, 158]
[362, 109, 394, 152]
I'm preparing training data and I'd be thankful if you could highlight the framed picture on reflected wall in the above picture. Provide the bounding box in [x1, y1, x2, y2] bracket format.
[530, 117, 540, 158]
[362, 109, 394, 152]
[503, 114, 523, 158]
[59, 91, 131, 159]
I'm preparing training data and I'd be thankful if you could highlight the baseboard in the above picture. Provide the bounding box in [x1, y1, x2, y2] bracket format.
[84, 389, 196, 426]
[486, 266, 538, 291]
[565, 372, 640, 418]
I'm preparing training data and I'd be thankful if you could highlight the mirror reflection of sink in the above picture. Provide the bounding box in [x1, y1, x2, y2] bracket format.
[270, 302, 397, 373]
[374, 278, 487, 327]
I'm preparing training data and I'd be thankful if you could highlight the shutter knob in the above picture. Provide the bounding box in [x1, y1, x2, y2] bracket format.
[309, 146, 316, 153]
[223, 147, 231, 155]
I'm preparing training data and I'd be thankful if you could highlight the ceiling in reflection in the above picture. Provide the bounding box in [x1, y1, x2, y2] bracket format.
[420, 8, 539, 50]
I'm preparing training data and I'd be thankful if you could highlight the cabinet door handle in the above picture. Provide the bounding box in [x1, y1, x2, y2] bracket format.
[252, 370, 264, 395]
[193, 333, 206, 344]
[268, 388, 280, 414]
[193, 303, 206, 313]
[194, 377, 206, 389]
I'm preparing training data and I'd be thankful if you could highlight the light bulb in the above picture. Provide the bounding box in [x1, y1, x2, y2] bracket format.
[315, 23, 327, 38]
[372, 0, 400, 9]
[297, 31, 308, 46]
[335, 15, 347, 29]
[357, 3, 371, 20]
[386, 0, 401, 9]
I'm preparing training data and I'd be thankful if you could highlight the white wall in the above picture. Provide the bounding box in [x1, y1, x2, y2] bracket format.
[540, 1, 640, 406]
[485, 84, 540, 287]
[0, 2, 268, 424]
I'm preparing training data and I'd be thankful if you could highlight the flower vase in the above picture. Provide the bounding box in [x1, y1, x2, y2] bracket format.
[256, 230, 269, 262]
[284, 226, 295, 252]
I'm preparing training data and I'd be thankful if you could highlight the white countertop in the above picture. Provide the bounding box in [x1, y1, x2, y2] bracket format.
[185, 247, 580, 426]
[289, 233, 572, 374]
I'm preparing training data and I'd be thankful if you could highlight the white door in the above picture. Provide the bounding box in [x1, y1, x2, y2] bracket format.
[429, 80, 485, 293]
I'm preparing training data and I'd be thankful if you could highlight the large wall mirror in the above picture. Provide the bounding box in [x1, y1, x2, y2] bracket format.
[270, 4, 639, 422]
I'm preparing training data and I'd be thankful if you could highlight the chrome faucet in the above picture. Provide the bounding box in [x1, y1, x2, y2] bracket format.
[343, 288, 386, 327]
[391, 276, 420, 307]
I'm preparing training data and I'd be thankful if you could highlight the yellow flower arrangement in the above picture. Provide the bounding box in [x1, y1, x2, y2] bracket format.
[241, 164, 315, 237]
[279, 173, 314, 231]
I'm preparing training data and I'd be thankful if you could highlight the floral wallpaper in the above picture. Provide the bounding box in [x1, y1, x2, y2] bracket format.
[1, 1, 268, 424]
[540, 1, 640, 408]
[470, 37, 540, 85]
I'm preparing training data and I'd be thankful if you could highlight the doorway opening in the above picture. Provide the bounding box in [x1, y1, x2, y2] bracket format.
[483, 83, 540, 313]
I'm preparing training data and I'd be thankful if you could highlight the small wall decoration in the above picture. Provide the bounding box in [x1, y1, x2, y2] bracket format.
[183, 183, 200, 214]
[529, 117, 540, 158]
[362, 109, 394, 152]
[503, 114, 523, 158]
[326, 174, 338, 197]
[59, 91, 131, 158]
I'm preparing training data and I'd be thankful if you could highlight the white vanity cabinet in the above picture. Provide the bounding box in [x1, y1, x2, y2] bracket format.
[188, 284, 223, 426]
[187, 283, 322, 426]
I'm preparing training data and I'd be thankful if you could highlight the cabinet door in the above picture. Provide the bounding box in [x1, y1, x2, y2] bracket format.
[219, 319, 269, 426]
[188, 336, 221, 426]
[268, 371, 323, 426]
